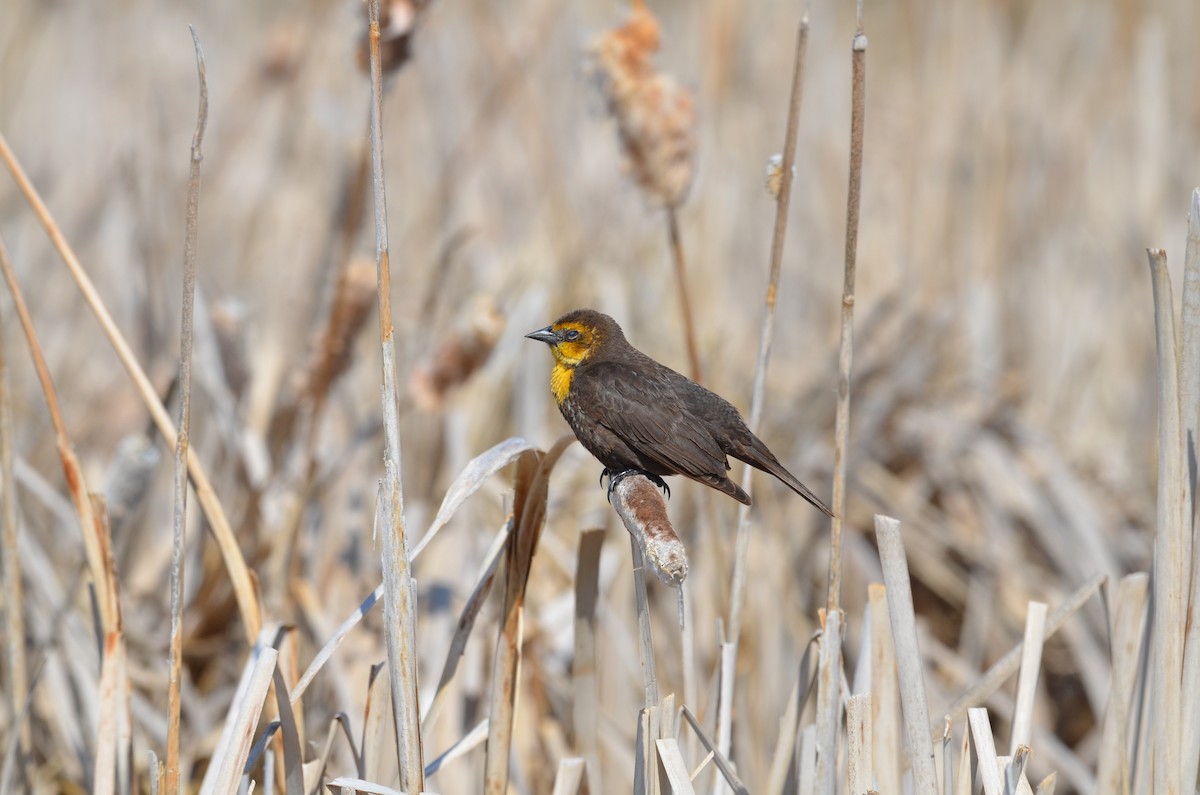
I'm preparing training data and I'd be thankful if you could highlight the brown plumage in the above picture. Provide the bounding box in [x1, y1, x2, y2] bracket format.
[525, 309, 833, 516]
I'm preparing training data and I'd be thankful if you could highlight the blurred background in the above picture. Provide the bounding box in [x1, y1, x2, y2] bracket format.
[2, 0, 1200, 791]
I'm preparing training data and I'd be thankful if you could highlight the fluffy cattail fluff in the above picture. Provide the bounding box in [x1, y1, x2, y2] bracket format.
[765, 153, 790, 200]
[410, 298, 506, 411]
[593, 0, 697, 208]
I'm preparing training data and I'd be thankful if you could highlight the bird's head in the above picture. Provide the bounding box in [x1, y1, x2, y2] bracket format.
[525, 309, 622, 367]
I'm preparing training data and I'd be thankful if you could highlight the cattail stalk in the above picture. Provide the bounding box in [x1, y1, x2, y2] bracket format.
[667, 207, 702, 382]
[0, 285, 29, 785]
[875, 515, 939, 795]
[1177, 188, 1200, 791]
[719, 4, 814, 772]
[1147, 247, 1185, 795]
[0, 132, 262, 644]
[165, 28, 206, 793]
[365, 0, 424, 786]
[815, 14, 868, 794]
[728, 0, 813, 646]
[827, 8, 868, 615]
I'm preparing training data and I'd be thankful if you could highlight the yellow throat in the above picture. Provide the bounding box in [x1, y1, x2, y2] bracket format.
[551, 362, 574, 405]
[544, 321, 594, 405]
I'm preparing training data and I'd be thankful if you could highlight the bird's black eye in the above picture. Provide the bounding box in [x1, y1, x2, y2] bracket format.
[564, 329, 581, 341]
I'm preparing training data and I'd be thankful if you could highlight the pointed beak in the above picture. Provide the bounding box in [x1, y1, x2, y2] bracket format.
[525, 326, 559, 345]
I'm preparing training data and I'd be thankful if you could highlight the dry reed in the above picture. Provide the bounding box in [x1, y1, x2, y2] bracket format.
[0, 297, 28, 791]
[2, 1, 1199, 793]
[164, 28, 206, 793]
[365, 0, 423, 786]
[0, 132, 262, 645]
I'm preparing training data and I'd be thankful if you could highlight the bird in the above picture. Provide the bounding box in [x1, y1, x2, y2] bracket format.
[525, 308, 833, 516]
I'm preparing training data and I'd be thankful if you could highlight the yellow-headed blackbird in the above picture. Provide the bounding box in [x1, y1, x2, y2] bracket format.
[526, 309, 833, 516]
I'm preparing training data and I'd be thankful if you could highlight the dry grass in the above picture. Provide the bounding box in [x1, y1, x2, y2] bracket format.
[1, 0, 1200, 793]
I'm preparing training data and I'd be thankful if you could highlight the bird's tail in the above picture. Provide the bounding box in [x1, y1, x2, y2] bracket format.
[734, 436, 835, 517]
[692, 471, 752, 506]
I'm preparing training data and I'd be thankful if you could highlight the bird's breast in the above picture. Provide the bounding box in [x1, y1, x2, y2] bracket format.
[550, 362, 574, 405]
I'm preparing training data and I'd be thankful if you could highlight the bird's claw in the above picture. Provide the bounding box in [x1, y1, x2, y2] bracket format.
[603, 468, 670, 502]
[649, 473, 671, 499]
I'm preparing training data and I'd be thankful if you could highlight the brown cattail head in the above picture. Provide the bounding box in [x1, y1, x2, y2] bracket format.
[611, 474, 688, 585]
[596, 0, 661, 78]
[266, 260, 376, 456]
[300, 258, 377, 405]
[593, 1, 697, 208]
[410, 298, 506, 412]
[262, 24, 302, 81]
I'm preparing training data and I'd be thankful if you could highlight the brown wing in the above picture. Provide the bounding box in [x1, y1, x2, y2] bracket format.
[670, 371, 835, 516]
[569, 361, 736, 488]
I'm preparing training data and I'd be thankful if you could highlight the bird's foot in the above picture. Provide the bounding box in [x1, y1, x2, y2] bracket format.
[603, 468, 671, 502]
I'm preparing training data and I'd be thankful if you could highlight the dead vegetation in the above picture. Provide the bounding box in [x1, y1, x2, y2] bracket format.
[0, 0, 1199, 793]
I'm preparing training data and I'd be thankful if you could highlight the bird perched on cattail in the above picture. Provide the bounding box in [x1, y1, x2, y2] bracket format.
[526, 309, 833, 516]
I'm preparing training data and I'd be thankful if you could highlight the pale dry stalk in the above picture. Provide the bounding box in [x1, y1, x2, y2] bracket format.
[812, 610, 843, 795]
[365, 0, 424, 786]
[875, 514, 939, 795]
[1009, 601, 1048, 754]
[0, 303, 29, 783]
[165, 28, 207, 793]
[0, 236, 119, 633]
[484, 438, 570, 794]
[827, 20, 868, 614]
[666, 207, 702, 382]
[815, 20, 868, 795]
[1177, 188, 1200, 791]
[720, 3, 814, 773]
[1147, 247, 1186, 795]
[941, 574, 1105, 727]
[1096, 574, 1149, 795]
[0, 132, 262, 644]
[573, 529, 605, 795]
[728, 0, 814, 648]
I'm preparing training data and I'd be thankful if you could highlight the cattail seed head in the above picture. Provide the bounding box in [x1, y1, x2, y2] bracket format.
[410, 298, 506, 412]
[593, 1, 697, 208]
